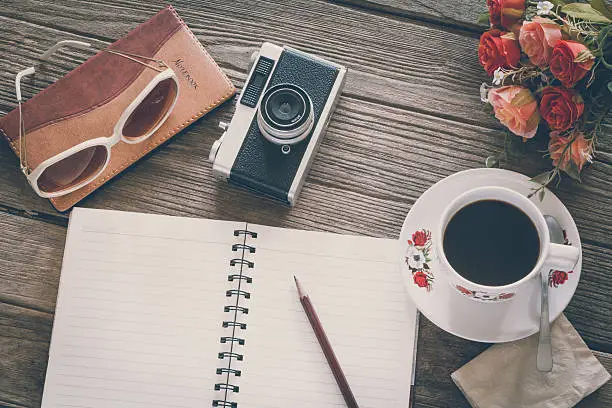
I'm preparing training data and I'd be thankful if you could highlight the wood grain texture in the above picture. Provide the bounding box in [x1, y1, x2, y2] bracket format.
[0, 1, 610, 407]
[330, 0, 488, 31]
[0, 10, 609, 248]
[0, 0, 499, 124]
[0, 214, 66, 314]
[0, 302, 51, 408]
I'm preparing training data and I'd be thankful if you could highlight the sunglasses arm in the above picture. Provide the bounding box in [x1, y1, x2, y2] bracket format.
[15, 40, 91, 176]
[15, 67, 35, 102]
[40, 40, 91, 61]
[15, 40, 92, 103]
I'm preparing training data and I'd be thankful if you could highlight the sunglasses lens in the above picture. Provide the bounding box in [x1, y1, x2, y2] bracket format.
[37, 145, 108, 194]
[122, 77, 178, 140]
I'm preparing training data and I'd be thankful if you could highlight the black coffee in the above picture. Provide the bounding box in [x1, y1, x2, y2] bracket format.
[443, 200, 540, 286]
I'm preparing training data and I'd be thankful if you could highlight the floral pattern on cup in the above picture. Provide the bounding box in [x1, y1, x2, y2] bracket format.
[405, 229, 434, 291]
[548, 229, 575, 288]
[456, 285, 515, 302]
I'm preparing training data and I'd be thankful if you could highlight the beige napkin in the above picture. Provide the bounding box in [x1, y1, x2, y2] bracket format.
[451, 314, 610, 408]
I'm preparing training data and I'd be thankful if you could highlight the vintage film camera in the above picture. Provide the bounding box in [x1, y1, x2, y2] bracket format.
[209, 42, 347, 205]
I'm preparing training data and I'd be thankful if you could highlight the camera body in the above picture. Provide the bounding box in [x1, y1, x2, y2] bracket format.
[209, 42, 347, 205]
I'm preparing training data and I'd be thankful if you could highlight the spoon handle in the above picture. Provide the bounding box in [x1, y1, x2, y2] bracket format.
[537, 271, 553, 372]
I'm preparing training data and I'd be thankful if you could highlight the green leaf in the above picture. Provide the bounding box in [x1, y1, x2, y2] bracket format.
[483, 103, 494, 114]
[599, 25, 612, 69]
[505, 133, 527, 157]
[562, 161, 582, 181]
[561, 3, 611, 23]
[531, 171, 553, 185]
[538, 188, 546, 202]
[591, 0, 612, 20]
[477, 11, 490, 25]
[485, 155, 500, 168]
[549, 0, 567, 5]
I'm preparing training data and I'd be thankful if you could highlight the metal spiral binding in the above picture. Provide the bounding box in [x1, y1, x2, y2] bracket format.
[228, 274, 252, 283]
[213, 228, 257, 408]
[234, 229, 258, 238]
[230, 258, 254, 268]
[232, 243, 256, 253]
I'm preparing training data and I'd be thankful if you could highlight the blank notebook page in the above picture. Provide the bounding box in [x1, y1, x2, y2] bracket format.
[237, 224, 417, 408]
[42, 208, 417, 408]
[42, 208, 243, 408]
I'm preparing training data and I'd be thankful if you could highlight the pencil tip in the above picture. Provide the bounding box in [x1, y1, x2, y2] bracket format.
[294, 275, 305, 298]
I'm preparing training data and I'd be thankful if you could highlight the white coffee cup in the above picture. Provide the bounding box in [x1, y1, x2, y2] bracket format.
[435, 186, 580, 302]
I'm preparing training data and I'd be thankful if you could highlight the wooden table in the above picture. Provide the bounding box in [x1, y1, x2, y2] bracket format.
[0, 1, 610, 407]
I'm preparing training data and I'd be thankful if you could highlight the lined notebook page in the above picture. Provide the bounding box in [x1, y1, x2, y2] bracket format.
[42, 208, 243, 408]
[236, 224, 417, 408]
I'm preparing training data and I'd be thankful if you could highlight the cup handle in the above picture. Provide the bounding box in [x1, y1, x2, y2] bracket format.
[545, 243, 580, 271]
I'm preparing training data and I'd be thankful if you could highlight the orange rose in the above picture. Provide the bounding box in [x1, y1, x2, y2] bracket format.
[479, 29, 521, 75]
[487, 0, 525, 30]
[548, 131, 592, 171]
[488, 86, 540, 138]
[540, 86, 584, 131]
[518, 17, 562, 67]
[549, 40, 595, 88]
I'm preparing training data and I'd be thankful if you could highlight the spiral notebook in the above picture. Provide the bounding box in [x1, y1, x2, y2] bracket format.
[41, 208, 418, 408]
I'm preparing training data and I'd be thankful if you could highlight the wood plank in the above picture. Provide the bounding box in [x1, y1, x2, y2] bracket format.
[330, 0, 488, 31]
[566, 243, 612, 353]
[0, 213, 66, 314]
[579, 351, 612, 408]
[0, 303, 51, 408]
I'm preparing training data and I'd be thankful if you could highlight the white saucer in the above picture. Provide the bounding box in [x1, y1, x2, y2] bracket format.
[399, 168, 582, 343]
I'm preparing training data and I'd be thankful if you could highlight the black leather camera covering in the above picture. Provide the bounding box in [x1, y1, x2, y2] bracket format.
[229, 49, 340, 204]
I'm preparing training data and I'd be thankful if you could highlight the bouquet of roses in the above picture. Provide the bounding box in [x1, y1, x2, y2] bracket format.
[478, 0, 611, 197]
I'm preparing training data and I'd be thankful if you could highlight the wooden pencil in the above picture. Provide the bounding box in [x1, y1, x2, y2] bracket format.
[294, 275, 360, 408]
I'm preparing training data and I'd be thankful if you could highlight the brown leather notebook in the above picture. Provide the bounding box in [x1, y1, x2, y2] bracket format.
[0, 5, 235, 212]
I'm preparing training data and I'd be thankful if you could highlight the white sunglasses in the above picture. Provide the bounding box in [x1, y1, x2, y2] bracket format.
[16, 40, 180, 198]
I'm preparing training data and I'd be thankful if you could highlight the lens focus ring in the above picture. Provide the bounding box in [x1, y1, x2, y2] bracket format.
[257, 84, 314, 146]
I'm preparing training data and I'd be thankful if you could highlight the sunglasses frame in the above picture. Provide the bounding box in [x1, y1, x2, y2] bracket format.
[15, 41, 180, 198]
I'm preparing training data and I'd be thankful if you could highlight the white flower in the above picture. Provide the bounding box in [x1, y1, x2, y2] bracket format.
[480, 82, 490, 103]
[493, 68, 505, 85]
[406, 246, 425, 270]
[537, 1, 554, 15]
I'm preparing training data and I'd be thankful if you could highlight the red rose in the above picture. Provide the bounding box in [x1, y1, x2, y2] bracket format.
[412, 230, 429, 247]
[540, 87, 584, 131]
[487, 0, 525, 29]
[549, 270, 569, 287]
[487, 0, 502, 26]
[549, 40, 595, 88]
[413, 271, 429, 288]
[479, 29, 521, 75]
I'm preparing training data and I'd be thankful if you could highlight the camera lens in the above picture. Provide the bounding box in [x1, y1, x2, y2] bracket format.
[257, 84, 314, 146]
[267, 89, 304, 125]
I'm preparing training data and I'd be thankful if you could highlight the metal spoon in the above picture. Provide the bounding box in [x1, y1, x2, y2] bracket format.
[537, 215, 564, 372]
